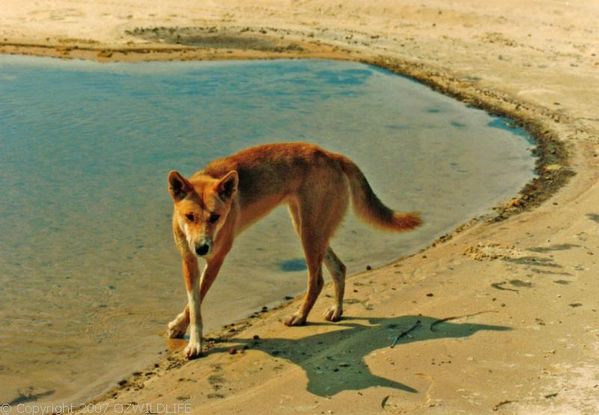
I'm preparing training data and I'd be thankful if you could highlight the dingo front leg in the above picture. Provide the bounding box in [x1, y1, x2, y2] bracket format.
[167, 305, 189, 338]
[185, 287, 202, 359]
[180, 255, 202, 359]
[182, 255, 226, 359]
[184, 294, 202, 359]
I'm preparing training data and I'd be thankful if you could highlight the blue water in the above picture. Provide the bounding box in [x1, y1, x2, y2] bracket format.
[0, 56, 535, 404]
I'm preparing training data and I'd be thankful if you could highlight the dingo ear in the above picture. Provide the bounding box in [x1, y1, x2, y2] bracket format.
[168, 171, 192, 201]
[216, 171, 238, 200]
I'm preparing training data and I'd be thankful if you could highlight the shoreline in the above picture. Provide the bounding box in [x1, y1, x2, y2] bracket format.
[2, 2, 597, 412]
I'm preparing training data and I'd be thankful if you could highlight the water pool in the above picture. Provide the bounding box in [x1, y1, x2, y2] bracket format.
[0, 56, 535, 404]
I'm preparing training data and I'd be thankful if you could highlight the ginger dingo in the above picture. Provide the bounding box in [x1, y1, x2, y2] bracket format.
[166, 142, 421, 358]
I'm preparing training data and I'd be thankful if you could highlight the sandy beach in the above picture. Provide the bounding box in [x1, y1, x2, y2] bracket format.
[1, 1, 598, 413]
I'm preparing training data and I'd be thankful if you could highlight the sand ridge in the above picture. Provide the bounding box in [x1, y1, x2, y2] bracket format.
[1, 1, 598, 413]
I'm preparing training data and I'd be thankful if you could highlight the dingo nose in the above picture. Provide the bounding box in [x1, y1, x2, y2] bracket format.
[195, 243, 210, 256]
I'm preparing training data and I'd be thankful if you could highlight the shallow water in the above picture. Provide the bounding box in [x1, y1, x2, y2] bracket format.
[0, 56, 535, 404]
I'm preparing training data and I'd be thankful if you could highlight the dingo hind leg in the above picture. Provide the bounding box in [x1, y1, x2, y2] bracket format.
[323, 247, 346, 322]
[284, 210, 327, 326]
[285, 172, 349, 326]
[288, 206, 346, 322]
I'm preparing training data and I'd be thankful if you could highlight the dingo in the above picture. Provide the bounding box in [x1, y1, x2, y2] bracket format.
[166, 142, 421, 358]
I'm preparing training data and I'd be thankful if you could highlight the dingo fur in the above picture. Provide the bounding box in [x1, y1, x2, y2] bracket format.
[166, 142, 421, 359]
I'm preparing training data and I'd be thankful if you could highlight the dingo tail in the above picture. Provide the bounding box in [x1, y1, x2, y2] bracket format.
[340, 157, 422, 232]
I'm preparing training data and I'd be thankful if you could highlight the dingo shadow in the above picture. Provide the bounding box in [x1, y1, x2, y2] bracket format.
[213, 315, 511, 397]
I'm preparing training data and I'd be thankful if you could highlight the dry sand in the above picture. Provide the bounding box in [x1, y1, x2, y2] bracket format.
[1, 1, 598, 413]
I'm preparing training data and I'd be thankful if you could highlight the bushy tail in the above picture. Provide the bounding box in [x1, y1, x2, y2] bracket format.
[339, 157, 422, 232]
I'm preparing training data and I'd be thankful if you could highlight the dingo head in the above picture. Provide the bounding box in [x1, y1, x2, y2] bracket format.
[168, 170, 238, 257]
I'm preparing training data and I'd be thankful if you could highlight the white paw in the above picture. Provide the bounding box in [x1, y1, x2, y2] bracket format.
[184, 339, 202, 359]
[167, 319, 188, 339]
[324, 306, 343, 322]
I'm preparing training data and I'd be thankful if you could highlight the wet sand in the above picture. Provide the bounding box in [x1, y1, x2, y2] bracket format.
[1, 1, 598, 413]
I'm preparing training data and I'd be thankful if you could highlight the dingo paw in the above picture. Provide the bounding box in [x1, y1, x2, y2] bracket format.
[184, 340, 203, 359]
[324, 306, 343, 322]
[284, 313, 307, 326]
[167, 317, 189, 339]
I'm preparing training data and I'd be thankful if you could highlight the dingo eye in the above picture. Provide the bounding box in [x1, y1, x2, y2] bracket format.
[209, 213, 220, 224]
[185, 213, 195, 222]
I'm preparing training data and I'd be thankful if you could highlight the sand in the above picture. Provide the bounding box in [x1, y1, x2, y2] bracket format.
[1, 1, 598, 413]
